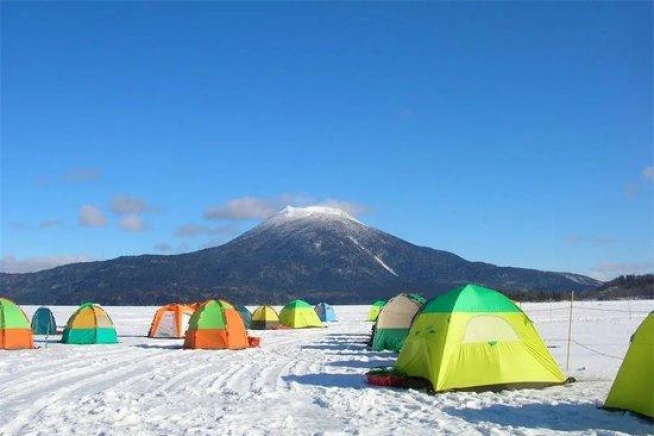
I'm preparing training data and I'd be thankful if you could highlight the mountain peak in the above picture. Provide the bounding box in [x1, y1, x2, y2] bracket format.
[268, 205, 362, 225]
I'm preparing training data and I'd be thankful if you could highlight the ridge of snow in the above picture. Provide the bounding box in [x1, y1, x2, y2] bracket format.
[347, 236, 399, 277]
[267, 205, 364, 225]
[373, 255, 398, 277]
[560, 273, 600, 285]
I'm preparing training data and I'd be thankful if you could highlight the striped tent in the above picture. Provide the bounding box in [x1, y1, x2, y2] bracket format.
[366, 300, 386, 322]
[61, 303, 118, 344]
[279, 300, 323, 329]
[148, 304, 196, 338]
[183, 300, 250, 350]
[0, 297, 33, 350]
[371, 293, 425, 352]
[394, 284, 566, 392]
[250, 305, 280, 330]
[31, 306, 57, 335]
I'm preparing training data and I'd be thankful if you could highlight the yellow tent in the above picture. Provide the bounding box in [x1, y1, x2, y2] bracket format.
[279, 300, 323, 329]
[604, 311, 654, 419]
[394, 284, 566, 392]
[366, 300, 386, 322]
[251, 305, 280, 330]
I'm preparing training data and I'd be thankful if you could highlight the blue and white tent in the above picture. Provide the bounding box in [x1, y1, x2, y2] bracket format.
[314, 302, 336, 322]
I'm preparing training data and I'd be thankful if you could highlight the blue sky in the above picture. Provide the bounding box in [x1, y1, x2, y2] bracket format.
[1, 2, 652, 280]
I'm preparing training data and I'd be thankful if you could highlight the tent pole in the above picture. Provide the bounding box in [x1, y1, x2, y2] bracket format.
[565, 291, 574, 372]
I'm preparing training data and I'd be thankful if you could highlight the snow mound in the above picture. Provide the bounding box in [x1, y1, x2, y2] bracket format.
[268, 206, 363, 225]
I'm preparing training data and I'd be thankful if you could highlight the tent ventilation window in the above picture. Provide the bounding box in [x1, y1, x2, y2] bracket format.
[463, 316, 519, 343]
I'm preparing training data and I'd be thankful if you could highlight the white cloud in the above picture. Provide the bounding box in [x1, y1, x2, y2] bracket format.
[565, 234, 614, 245]
[589, 261, 654, 281]
[204, 194, 366, 221]
[0, 254, 92, 273]
[644, 166, 654, 181]
[78, 205, 107, 227]
[174, 224, 239, 238]
[62, 167, 101, 183]
[204, 197, 280, 220]
[119, 214, 146, 232]
[624, 182, 639, 198]
[34, 167, 101, 186]
[110, 195, 153, 215]
[154, 243, 172, 254]
[175, 224, 210, 238]
[39, 219, 62, 229]
[317, 199, 367, 217]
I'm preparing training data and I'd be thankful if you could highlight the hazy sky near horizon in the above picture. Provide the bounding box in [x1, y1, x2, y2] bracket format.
[1, 2, 652, 281]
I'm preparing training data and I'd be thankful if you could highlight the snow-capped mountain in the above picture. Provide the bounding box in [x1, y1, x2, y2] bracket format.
[0, 206, 602, 304]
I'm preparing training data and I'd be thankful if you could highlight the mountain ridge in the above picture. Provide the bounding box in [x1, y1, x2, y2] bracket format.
[0, 206, 602, 304]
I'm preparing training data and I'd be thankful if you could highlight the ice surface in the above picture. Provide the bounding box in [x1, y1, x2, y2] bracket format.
[0, 301, 652, 436]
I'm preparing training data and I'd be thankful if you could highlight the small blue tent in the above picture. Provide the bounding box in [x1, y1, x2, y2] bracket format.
[314, 303, 336, 322]
[31, 306, 57, 335]
[235, 304, 252, 329]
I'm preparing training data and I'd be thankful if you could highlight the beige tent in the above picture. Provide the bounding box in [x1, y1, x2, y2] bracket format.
[370, 293, 426, 352]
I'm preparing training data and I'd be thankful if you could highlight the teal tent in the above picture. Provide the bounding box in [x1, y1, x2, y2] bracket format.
[235, 304, 252, 329]
[31, 306, 57, 335]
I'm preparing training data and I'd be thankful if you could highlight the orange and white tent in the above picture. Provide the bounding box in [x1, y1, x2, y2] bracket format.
[148, 304, 196, 338]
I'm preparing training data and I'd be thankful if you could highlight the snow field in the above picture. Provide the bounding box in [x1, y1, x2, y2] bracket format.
[0, 301, 652, 436]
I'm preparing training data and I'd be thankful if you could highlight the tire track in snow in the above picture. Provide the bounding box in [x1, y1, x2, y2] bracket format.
[149, 357, 218, 395]
[255, 331, 329, 390]
[0, 347, 128, 394]
[0, 349, 173, 436]
[0, 348, 168, 403]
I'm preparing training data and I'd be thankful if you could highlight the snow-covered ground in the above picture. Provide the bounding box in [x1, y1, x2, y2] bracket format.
[1, 301, 652, 436]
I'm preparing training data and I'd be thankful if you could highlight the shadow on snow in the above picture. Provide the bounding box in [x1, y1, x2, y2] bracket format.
[442, 402, 654, 435]
[131, 343, 182, 350]
[327, 359, 396, 369]
[282, 373, 367, 389]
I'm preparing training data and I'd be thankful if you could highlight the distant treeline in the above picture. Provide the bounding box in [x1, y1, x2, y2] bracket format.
[503, 274, 654, 302]
[582, 274, 654, 300]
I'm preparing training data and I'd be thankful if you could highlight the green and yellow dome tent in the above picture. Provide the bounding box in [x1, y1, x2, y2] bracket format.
[279, 299, 323, 329]
[0, 297, 33, 350]
[183, 299, 250, 349]
[31, 306, 57, 335]
[603, 311, 653, 419]
[393, 284, 566, 392]
[371, 293, 426, 352]
[61, 303, 118, 344]
[250, 305, 281, 330]
[366, 300, 386, 322]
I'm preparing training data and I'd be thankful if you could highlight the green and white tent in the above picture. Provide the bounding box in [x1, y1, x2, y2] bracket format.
[366, 300, 386, 322]
[370, 293, 426, 352]
[394, 284, 566, 392]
